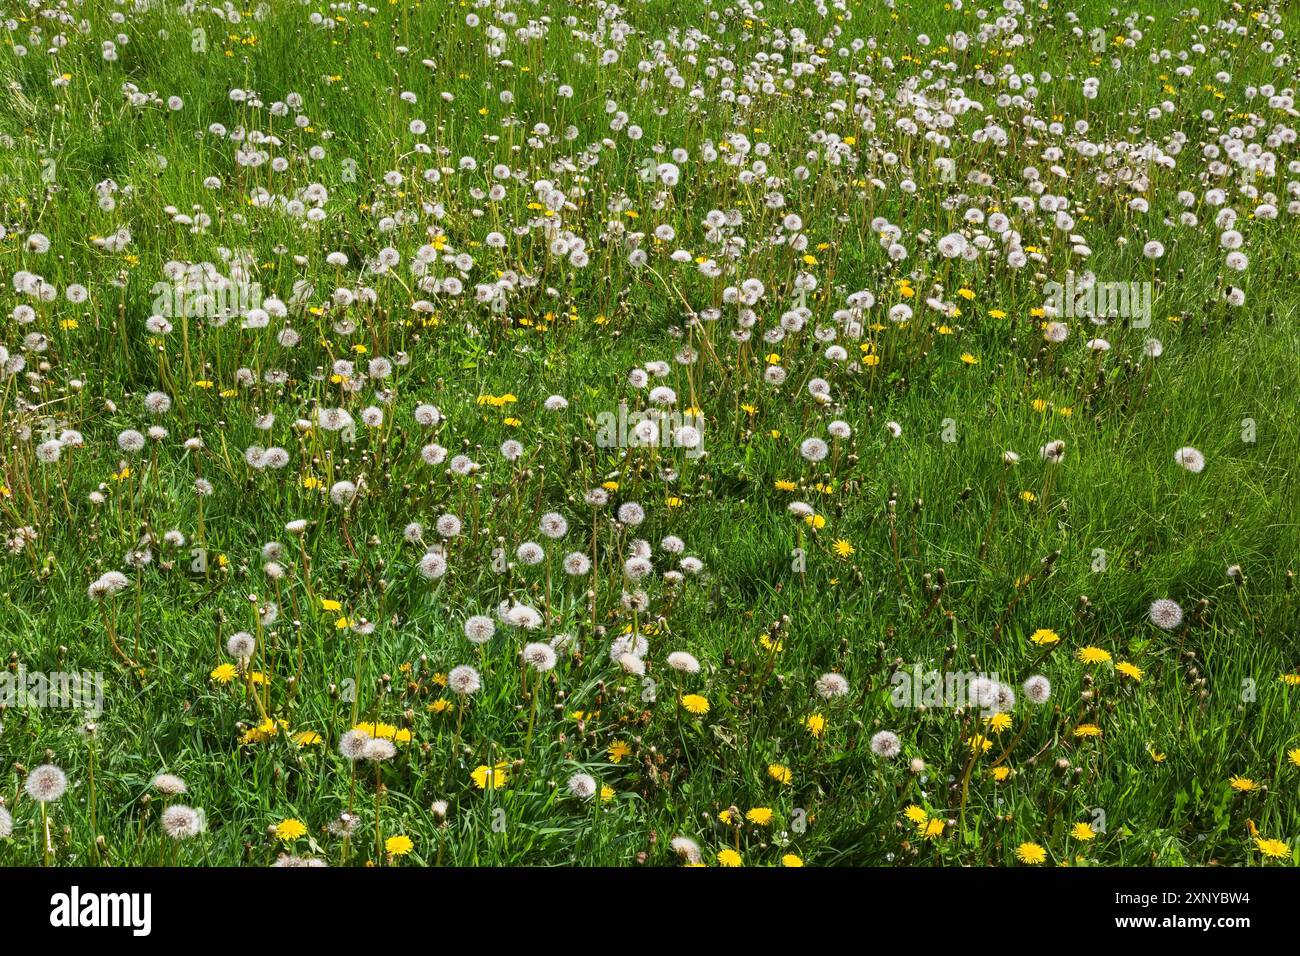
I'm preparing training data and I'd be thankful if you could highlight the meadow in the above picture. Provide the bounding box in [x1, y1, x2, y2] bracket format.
[0, 0, 1297, 867]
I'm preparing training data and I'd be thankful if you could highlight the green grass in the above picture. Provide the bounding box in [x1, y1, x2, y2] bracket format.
[0, 0, 1297, 867]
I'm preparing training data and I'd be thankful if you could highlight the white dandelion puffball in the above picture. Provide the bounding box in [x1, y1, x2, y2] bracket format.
[870, 731, 901, 759]
[1173, 446, 1205, 474]
[1149, 598, 1184, 631]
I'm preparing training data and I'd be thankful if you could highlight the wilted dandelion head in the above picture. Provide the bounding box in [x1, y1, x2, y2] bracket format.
[0, 807, 11, 839]
[25, 764, 68, 803]
[272, 854, 327, 867]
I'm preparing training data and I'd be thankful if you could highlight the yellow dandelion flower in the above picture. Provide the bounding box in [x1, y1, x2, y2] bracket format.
[1256, 837, 1289, 859]
[680, 694, 710, 716]
[1116, 661, 1143, 681]
[1029, 628, 1060, 646]
[386, 835, 413, 856]
[1071, 822, 1097, 841]
[717, 848, 743, 867]
[904, 804, 929, 825]
[608, 741, 631, 763]
[210, 663, 238, 683]
[471, 762, 511, 790]
[1077, 646, 1112, 665]
[1016, 842, 1046, 864]
[768, 763, 793, 785]
[275, 818, 307, 841]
